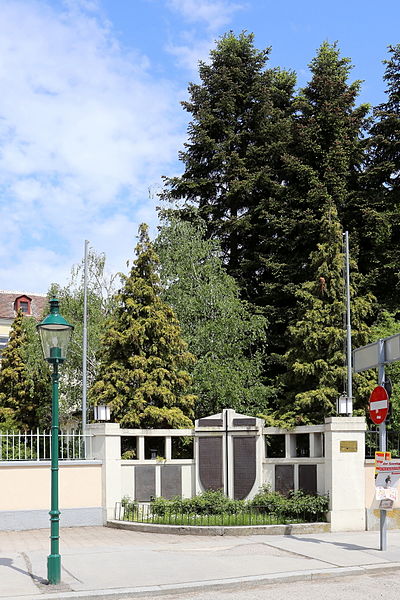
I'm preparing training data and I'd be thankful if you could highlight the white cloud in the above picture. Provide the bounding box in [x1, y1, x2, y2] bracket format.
[0, 0, 186, 292]
[167, 0, 243, 30]
[165, 0, 245, 72]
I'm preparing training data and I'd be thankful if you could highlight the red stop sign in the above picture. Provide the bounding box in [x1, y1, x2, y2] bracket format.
[369, 385, 389, 425]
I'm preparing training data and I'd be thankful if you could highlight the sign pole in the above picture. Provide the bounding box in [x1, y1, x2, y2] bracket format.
[378, 339, 387, 551]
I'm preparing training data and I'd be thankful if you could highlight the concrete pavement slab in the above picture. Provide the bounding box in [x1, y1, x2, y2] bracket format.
[0, 526, 399, 600]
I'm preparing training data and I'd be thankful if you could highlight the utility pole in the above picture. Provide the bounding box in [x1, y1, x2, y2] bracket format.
[344, 231, 353, 413]
[378, 338, 387, 551]
[82, 240, 89, 433]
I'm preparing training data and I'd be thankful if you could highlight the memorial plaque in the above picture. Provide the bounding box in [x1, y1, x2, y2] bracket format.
[298, 464, 317, 495]
[161, 465, 182, 499]
[233, 436, 256, 500]
[134, 466, 156, 501]
[275, 464, 294, 496]
[198, 419, 223, 428]
[232, 418, 256, 427]
[340, 440, 358, 453]
[198, 437, 223, 490]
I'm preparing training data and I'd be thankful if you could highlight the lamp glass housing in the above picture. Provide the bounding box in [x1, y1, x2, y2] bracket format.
[337, 394, 353, 415]
[38, 324, 73, 361]
[94, 405, 111, 421]
[37, 298, 74, 362]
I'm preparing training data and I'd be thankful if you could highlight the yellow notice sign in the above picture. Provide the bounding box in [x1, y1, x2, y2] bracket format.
[375, 451, 391, 475]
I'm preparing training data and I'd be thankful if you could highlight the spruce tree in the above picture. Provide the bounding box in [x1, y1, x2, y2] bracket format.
[283, 42, 368, 288]
[361, 44, 400, 311]
[260, 42, 371, 400]
[162, 31, 295, 294]
[91, 224, 196, 428]
[276, 202, 373, 425]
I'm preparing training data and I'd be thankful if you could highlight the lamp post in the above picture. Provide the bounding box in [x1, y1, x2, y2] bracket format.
[37, 298, 73, 585]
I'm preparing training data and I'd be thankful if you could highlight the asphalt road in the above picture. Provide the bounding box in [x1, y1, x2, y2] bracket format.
[127, 571, 400, 600]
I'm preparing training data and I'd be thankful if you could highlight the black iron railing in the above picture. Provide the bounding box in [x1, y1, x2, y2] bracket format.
[115, 503, 327, 526]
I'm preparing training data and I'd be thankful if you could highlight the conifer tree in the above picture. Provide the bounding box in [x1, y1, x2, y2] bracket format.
[91, 224, 196, 428]
[0, 310, 50, 429]
[262, 42, 370, 392]
[162, 31, 295, 294]
[361, 44, 400, 310]
[275, 202, 373, 425]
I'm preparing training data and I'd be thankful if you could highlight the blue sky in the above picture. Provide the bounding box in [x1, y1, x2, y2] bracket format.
[1, 0, 399, 293]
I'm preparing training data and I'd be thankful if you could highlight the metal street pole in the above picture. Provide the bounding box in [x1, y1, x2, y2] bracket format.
[344, 231, 353, 413]
[48, 361, 61, 584]
[82, 239, 89, 433]
[378, 338, 387, 551]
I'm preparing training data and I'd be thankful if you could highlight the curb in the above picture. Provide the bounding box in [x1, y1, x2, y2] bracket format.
[5, 563, 400, 600]
[106, 519, 331, 536]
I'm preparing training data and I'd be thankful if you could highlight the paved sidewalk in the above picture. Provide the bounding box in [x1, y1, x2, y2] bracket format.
[0, 526, 399, 600]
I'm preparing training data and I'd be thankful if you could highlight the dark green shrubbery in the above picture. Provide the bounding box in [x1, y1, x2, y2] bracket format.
[151, 489, 244, 516]
[149, 487, 329, 521]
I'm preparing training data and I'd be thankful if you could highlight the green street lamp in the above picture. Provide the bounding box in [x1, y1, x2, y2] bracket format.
[37, 298, 74, 585]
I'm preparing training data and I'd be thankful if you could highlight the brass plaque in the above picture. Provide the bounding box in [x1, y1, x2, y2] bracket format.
[340, 440, 358, 453]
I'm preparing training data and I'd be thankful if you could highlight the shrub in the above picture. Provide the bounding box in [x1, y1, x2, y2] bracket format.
[250, 485, 287, 514]
[285, 490, 329, 519]
[121, 495, 137, 514]
[149, 487, 328, 522]
[151, 489, 244, 516]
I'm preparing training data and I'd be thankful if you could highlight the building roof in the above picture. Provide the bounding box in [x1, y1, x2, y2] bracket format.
[0, 290, 48, 320]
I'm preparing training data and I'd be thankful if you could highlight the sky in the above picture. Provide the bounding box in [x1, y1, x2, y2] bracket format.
[1, 0, 400, 294]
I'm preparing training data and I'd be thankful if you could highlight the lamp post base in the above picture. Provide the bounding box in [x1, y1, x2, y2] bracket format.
[47, 553, 61, 584]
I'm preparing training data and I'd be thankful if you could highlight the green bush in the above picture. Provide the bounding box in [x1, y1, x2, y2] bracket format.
[121, 495, 138, 514]
[250, 485, 328, 520]
[284, 490, 329, 519]
[250, 485, 287, 514]
[151, 489, 244, 516]
[149, 487, 328, 522]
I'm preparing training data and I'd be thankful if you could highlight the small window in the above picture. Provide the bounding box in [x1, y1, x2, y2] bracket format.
[19, 301, 29, 313]
[15, 296, 31, 315]
[265, 434, 286, 458]
[145, 437, 165, 460]
[296, 434, 310, 457]
[172, 436, 193, 459]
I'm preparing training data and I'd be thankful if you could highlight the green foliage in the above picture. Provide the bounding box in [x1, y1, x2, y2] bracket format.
[370, 311, 400, 430]
[161, 31, 295, 293]
[91, 224, 196, 428]
[359, 44, 400, 310]
[161, 36, 374, 426]
[249, 485, 287, 514]
[50, 248, 116, 423]
[156, 217, 275, 417]
[121, 495, 138, 513]
[151, 490, 244, 516]
[276, 203, 373, 424]
[149, 487, 328, 522]
[0, 310, 51, 430]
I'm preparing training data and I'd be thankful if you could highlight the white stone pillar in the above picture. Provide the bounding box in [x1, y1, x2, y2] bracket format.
[86, 423, 121, 523]
[324, 416, 366, 532]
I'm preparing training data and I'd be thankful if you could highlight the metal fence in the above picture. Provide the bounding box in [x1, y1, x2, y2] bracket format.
[0, 430, 91, 461]
[365, 428, 400, 458]
[114, 503, 327, 526]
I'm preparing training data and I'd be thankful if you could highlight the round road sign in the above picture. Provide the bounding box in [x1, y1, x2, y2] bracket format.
[369, 385, 389, 425]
